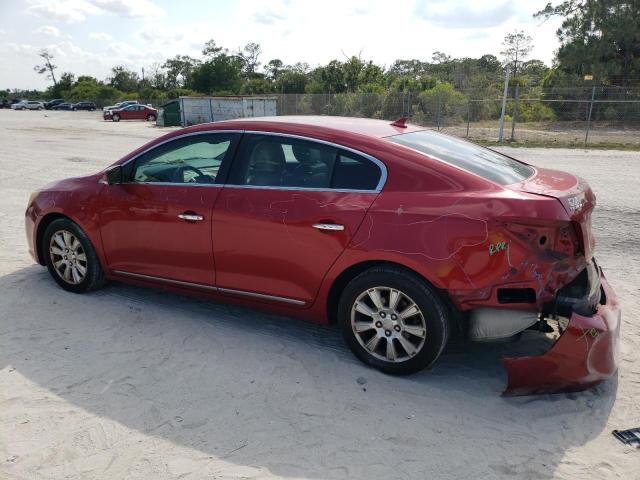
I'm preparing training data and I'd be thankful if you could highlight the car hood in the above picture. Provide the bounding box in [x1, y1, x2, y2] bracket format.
[40, 173, 102, 192]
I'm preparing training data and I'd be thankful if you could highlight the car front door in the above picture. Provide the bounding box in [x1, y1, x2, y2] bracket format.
[120, 105, 135, 119]
[212, 133, 385, 306]
[100, 132, 239, 286]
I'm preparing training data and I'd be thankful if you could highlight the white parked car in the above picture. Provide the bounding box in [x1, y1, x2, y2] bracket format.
[102, 100, 138, 112]
[12, 100, 45, 110]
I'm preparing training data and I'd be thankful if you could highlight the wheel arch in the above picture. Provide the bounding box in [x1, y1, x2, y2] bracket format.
[35, 212, 73, 265]
[326, 259, 461, 328]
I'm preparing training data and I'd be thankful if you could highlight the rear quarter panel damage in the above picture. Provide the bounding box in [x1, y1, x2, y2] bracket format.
[345, 188, 586, 311]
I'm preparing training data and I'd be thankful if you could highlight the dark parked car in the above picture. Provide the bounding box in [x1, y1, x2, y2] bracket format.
[24, 116, 620, 396]
[51, 103, 73, 111]
[72, 102, 97, 111]
[45, 99, 65, 110]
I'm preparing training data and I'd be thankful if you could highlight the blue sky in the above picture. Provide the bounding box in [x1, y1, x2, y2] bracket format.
[0, 0, 563, 90]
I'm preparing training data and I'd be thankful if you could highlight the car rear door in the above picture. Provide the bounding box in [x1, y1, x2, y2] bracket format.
[212, 133, 385, 306]
[99, 132, 240, 286]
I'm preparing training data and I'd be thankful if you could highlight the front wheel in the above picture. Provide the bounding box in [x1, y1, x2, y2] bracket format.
[338, 266, 450, 375]
[43, 218, 106, 293]
[112, 114, 120, 122]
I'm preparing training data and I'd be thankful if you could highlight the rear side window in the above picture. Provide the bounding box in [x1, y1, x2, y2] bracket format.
[388, 130, 534, 185]
[332, 152, 381, 190]
[228, 134, 383, 191]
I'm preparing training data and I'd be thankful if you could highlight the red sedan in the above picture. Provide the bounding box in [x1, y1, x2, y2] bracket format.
[104, 104, 157, 122]
[25, 116, 620, 395]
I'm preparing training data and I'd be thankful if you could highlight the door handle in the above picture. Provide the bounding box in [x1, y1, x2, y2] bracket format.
[178, 213, 204, 221]
[312, 223, 344, 231]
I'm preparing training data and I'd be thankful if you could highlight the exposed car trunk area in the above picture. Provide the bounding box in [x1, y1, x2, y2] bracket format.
[508, 167, 597, 260]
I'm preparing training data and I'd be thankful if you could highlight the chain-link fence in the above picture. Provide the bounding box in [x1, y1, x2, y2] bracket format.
[268, 87, 640, 148]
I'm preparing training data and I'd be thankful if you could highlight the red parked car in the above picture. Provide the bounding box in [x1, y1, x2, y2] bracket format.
[25, 116, 620, 395]
[103, 103, 157, 122]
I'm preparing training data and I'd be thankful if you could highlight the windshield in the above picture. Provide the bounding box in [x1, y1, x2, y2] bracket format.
[387, 130, 534, 185]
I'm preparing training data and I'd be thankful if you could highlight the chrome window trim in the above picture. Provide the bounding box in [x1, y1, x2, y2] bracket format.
[119, 129, 241, 170]
[240, 130, 387, 192]
[117, 128, 388, 193]
[113, 270, 306, 306]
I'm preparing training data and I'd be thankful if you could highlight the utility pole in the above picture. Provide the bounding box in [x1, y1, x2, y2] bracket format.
[498, 64, 510, 142]
[584, 85, 596, 146]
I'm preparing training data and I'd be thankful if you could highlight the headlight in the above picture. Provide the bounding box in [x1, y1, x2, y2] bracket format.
[28, 191, 40, 206]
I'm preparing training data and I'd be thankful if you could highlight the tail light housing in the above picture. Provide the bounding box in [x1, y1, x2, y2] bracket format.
[503, 221, 582, 258]
[555, 222, 583, 257]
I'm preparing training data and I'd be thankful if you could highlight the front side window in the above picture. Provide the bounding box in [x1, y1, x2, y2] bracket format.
[387, 130, 534, 185]
[131, 133, 236, 184]
[228, 134, 382, 191]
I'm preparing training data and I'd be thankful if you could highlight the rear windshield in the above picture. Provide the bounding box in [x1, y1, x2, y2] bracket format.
[387, 130, 534, 185]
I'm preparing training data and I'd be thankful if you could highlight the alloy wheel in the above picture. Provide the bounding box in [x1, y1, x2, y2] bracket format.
[49, 230, 88, 285]
[350, 286, 427, 362]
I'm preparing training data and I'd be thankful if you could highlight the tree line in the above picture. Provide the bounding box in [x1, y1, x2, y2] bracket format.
[3, 0, 638, 121]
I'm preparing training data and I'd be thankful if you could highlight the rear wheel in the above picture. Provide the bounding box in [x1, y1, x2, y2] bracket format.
[338, 266, 450, 375]
[72, 107, 77, 111]
[43, 218, 105, 293]
[146, 114, 156, 121]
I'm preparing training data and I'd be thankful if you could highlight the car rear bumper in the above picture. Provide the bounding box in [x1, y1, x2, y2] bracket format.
[502, 266, 620, 396]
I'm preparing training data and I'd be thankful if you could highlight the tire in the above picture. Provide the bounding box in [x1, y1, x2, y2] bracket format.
[43, 218, 106, 293]
[338, 266, 450, 375]
[38, 106, 43, 110]
[146, 114, 156, 121]
[112, 114, 120, 122]
[72, 107, 77, 111]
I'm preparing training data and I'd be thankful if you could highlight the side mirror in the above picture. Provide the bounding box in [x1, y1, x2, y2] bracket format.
[106, 165, 123, 185]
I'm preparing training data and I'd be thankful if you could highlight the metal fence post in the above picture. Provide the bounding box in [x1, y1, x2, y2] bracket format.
[466, 101, 471, 137]
[509, 85, 520, 143]
[436, 90, 442, 131]
[407, 91, 411, 119]
[585, 85, 596, 146]
[498, 64, 511, 142]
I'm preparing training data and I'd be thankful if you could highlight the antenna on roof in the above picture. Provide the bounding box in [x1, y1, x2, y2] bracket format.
[390, 117, 408, 128]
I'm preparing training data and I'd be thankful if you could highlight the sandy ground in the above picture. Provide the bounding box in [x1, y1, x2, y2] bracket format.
[0, 110, 639, 480]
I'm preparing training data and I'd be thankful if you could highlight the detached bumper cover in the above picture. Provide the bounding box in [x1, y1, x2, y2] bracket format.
[503, 270, 620, 396]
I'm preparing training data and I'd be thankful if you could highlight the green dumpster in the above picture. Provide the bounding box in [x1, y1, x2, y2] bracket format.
[157, 100, 181, 127]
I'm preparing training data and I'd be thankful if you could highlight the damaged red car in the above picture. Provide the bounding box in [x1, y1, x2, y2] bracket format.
[25, 116, 621, 395]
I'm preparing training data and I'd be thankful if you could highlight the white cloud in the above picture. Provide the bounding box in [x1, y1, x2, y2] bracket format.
[414, 0, 516, 28]
[87, 0, 165, 18]
[26, 0, 100, 23]
[26, 0, 164, 23]
[35, 25, 61, 37]
[253, 10, 286, 25]
[89, 32, 113, 41]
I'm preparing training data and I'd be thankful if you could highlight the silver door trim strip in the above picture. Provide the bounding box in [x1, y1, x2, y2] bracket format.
[112, 270, 306, 306]
[217, 287, 306, 305]
[113, 270, 218, 291]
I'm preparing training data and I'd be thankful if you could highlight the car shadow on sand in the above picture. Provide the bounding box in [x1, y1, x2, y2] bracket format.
[0, 266, 617, 479]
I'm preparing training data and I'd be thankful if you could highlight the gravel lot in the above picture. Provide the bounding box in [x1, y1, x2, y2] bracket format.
[1, 110, 639, 479]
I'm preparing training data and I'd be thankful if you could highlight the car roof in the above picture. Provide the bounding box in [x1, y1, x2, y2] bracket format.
[200, 116, 424, 139]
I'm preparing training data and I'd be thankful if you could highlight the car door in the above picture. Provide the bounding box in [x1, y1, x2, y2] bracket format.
[100, 132, 240, 286]
[135, 105, 146, 119]
[212, 133, 385, 306]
